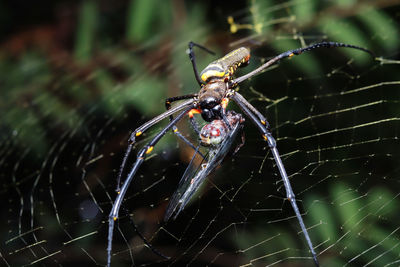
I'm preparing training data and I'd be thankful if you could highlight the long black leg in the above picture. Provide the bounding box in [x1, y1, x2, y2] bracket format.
[233, 92, 270, 128]
[108, 106, 193, 267]
[231, 93, 319, 267]
[116, 99, 195, 193]
[165, 94, 198, 124]
[188, 41, 215, 85]
[166, 95, 198, 129]
[165, 94, 198, 111]
[231, 41, 375, 86]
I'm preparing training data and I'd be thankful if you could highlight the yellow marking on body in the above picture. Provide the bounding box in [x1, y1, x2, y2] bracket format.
[135, 131, 142, 136]
[201, 73, 207, 82]
[201, 70, 226, 82]
[146, 146, 154, 154]
[188, 109, 201, 118]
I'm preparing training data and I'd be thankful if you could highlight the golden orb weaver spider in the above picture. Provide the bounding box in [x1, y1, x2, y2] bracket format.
[107, 41, 374, 267]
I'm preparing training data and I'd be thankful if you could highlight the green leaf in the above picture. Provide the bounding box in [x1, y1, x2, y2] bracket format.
[306, 196, 337, 242]
[74, 1, 98, 62]
[293, 0, 315, 25]
[126, 0, 172, 42]
[357, 6, 400, 51]
[318, 17, 371, 65]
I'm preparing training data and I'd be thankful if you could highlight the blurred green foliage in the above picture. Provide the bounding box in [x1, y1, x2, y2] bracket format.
[2, 0, 398, 157]
[126, 0, 172, 43]
[74, 0, 98, 62]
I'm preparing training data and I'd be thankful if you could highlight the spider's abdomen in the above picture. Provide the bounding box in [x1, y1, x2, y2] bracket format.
[200, 47, 250, 83]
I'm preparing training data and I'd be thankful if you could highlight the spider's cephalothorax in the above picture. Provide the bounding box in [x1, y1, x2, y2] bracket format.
[197, 80, 228, 121]
[108, 41, 374, 267]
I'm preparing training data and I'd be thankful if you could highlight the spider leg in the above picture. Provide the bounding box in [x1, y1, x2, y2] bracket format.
[231, 41, 374, 86]
[231, 93, 320, 267]
[188, 41, 215, 85]
[221, 111, 233, 131]
[108, 106, 193, 267]
[166, 94, 200, 135]
[233, 92, 270, 127]
[116, 99, 194, 193]
[165, 94, 206, 159]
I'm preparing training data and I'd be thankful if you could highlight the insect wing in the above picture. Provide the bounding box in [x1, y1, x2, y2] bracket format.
[164, 120, 242, 221]
[164, 148, 206, 221]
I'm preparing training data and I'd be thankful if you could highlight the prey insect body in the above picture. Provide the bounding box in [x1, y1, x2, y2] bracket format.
[107, 41, 374, 267]
[164, 111, 244, 221]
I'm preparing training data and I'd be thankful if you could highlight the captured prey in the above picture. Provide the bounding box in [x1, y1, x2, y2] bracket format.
[164, 111, 244, 221]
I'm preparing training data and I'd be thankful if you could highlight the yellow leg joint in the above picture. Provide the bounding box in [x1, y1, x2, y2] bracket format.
[261, 120, 266, 125]
[136, 131, 142, 137]
[288, 53, 294, 57]
[263, 135, 268, 141]
[146, 146, 154, 154]
[113, 217, 117, 221]
[221, 98, 230, 109]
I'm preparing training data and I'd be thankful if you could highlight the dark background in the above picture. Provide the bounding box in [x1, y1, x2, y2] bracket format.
[1, 0, 399, 266]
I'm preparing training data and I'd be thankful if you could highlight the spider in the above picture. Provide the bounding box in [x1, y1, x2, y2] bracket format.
[107, 41, 374, 267]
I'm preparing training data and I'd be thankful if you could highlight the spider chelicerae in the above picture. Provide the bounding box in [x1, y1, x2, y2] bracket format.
[107, 41, 374, 267]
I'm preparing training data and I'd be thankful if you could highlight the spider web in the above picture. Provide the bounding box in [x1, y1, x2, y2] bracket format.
[1, 1, 400, 266]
